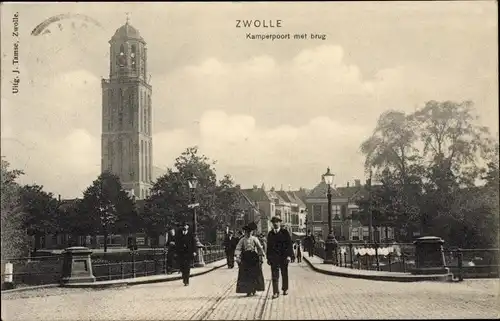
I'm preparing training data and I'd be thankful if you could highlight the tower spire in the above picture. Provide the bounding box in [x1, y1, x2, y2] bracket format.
[125, 12, 131, 24]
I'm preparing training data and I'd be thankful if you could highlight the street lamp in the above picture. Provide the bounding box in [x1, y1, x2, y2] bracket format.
[188, 175, 205, 267]
[323, 167, 338, 264]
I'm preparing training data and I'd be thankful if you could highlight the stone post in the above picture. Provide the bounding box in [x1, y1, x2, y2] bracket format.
[411, 236, 450, 275]
[60, 247, 96, 284]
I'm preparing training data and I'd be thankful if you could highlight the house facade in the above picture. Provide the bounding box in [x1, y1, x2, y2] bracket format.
[276, 190, 307, 236]
[305, 175, 394, 243]
[241, 186, 276, 235]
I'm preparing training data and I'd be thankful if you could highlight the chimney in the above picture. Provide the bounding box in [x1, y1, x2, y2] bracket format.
[354, 179, 361, 187]
[58, 194, 61, 202]
[347, 182, 350, 188]
[236, 184, 241, 189]
[253, 184, 258, 191]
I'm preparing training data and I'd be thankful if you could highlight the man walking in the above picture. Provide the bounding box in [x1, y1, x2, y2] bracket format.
[266, 216, 294, 299]
[223, 230, 238, 268]
[175, 222, 196, 286]
[304, 230, 316, 257]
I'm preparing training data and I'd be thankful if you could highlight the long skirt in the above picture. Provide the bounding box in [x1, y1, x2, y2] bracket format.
[236, 250, 265, 294]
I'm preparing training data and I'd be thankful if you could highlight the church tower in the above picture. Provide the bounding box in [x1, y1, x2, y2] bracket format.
[101, 19, 152, 200]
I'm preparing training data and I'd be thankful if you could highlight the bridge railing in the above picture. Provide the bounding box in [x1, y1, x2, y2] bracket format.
[312, 242, 498, 280]
[1, 245, 226, 288]
[91, 245, 226, 281]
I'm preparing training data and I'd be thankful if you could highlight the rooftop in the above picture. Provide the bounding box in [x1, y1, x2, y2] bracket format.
[111, 21, 145, 43]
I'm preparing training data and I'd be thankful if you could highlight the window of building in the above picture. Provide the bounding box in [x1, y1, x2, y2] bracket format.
[313, 204, 322, 222]
[362, 227, 369, 241]
[332, 205, 341, 220]
[131, 45, 136, 70]
[351, 228, 359, 241]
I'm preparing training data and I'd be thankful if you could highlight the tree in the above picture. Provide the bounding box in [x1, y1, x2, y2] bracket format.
[19, 184, 60, 252]
[144, 146, 241, 242]
[1, 158, 29, 259]
[411, 101, 493, 234]
[145, 147, 218, 239]
[214, 174, 242, 230]
[359, 111, 424, 239]
[78, 171, 139, 252]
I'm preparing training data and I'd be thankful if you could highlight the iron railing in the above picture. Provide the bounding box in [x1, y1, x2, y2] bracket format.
[313, 242, 499, 280]
[1, 245, 226, 287]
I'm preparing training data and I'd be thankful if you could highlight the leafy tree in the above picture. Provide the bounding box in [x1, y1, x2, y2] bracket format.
[78, 171, 139, 252]
[1, 158, 29, 259]
[214, 174, 242, 230]
[145, 147, 218, 239]
[359, 111, 424, 239]
[145, 146, 241, 242]
[410, 100, 493, 235]
[19, 184, 60, 252]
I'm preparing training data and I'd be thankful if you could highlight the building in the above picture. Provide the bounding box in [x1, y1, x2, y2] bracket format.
[238, 189, 263, 234]
[267, 188, 292, 231]
[305, 173, 394, 243]
[241, 185, 276, 234]
[101, 19, 153, 200]
[276, 190, 307, 237]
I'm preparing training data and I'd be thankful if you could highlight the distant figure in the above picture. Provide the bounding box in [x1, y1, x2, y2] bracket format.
[258, 233, 267, 254]
[235, 222, 265, 296]
[293, 239, 303, 263]
[304, 230, 316, 257]
[175, 222, 196, 286]
[223, 230, 238, 269]
[166, 226, 177, 274]
[266, 216, 294, 299]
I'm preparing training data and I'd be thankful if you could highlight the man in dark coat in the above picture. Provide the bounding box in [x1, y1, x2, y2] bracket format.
[266, 216, 294, 299]
[223, 230, 238, 268]
[175, 222, 196, 286]
[304, 230, 316, 257]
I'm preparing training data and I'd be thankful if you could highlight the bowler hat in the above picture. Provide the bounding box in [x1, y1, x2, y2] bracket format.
[242, 225, 252, 231]
[270, 216, 282, 223]
[248, 222, 258, 231]
[181, 221, 189, 227]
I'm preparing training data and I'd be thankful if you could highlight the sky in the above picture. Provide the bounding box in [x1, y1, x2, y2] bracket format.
[1, 2, 498, 198]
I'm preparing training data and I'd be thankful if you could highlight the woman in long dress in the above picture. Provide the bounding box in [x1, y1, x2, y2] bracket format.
[235, 224, 265, 296]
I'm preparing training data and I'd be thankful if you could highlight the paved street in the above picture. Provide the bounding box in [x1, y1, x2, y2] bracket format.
[2, 262, 498, 320]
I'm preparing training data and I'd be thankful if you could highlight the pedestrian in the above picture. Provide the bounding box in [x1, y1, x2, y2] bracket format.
[165, 226, 178, 274]
[235, 230, 243, 268]
[293, 239, 303, 263]
[266, 216, 294, 299]
[258, 233, 267, 254]
[235, 222, 265, 296]
[223, 230, 238, 269]
[304, 230, 316, 257]
[175, 221, 196, 286]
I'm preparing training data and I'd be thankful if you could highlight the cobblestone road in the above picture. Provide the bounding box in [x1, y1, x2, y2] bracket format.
[2, 262, 498, 320]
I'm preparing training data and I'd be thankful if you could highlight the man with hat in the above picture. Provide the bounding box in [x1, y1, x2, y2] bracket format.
[223, 229, 239, 269]
[266, 216, 294, 299]
[175, 221, 196, 286]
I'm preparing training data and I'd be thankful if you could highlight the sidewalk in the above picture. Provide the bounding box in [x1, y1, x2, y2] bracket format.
[2, 259, 227, 293]
[303, 255, 452, 282]
[61, 258, 227, 288]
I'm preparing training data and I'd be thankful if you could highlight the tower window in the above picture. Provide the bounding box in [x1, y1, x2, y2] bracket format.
[131, 45, 137, 71]
[118, 44, 127, 67]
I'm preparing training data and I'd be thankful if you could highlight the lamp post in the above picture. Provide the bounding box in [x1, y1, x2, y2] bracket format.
[323, 168, 338, 264]
[188, 175, 205, 267]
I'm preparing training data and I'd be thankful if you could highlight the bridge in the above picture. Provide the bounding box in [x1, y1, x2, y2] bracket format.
[2, 260, 498, 320]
